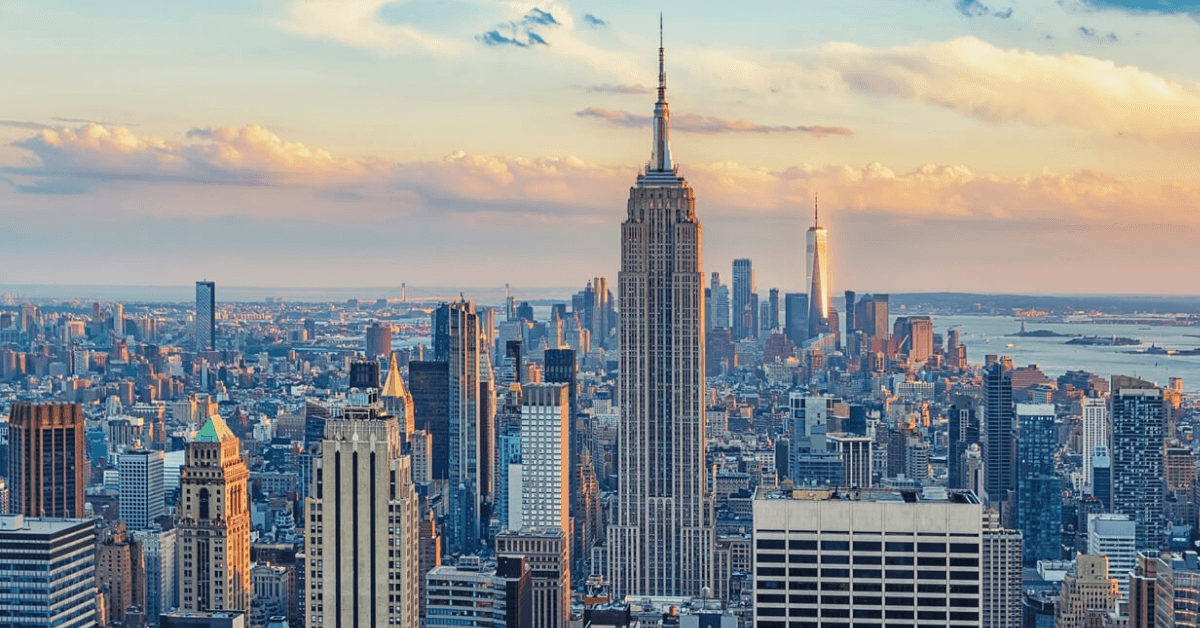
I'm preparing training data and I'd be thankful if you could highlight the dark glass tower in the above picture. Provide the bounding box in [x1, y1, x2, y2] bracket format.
[983, 361, 1015, 514]
[195, 281, 215, 351]
[1015, 404, 1061, 564]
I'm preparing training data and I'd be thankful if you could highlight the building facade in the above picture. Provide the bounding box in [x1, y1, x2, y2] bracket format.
[303, 408, 420, 628]
[177, 416, 251, 613]
[120, 447, 166, 529]
[195, 281, 215, 351]
[0, 514, 97, 628]
[1110, 376, 1166, 552]
[8, 402, 86, 518]
[608, 37, 714, 599]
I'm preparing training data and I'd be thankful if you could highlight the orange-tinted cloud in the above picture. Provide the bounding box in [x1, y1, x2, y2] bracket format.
[5, 123, 1198, 232]
[816, 37, 1200, 148]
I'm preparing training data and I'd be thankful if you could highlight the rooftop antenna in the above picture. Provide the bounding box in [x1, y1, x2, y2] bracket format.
[814, 192, 819, 228]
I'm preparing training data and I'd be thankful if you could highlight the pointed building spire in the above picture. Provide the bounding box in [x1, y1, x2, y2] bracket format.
[814, 192, 819, 228]
[650, 15, 672, 172]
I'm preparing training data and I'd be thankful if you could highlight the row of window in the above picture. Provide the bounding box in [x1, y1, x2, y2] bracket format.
[756, 539, 979, 553]
[756, 593, 980, 607]
[757, 566, 979, 580]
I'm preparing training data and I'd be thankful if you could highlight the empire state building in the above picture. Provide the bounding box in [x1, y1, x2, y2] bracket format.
[607, 26, 714, 598]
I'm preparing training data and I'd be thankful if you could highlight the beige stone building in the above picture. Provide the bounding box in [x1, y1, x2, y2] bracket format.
[1055, 555, 1119, 628]
[177, 416, 251, 613]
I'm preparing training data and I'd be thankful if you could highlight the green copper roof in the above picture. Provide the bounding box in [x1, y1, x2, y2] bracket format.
[196, 415, 236, 443]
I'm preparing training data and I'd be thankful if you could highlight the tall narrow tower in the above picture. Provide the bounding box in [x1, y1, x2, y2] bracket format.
[7, 402, 86, 518]
[805, 196, 829, 339]
[195, 281, 215, 352]
[177, 416, 250, 613]
[608, 21, 714, 598]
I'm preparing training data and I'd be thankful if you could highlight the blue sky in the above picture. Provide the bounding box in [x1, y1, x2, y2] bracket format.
[2, 0, 1199, 293]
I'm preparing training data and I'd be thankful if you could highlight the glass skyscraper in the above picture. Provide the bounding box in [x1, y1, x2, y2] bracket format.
[1015, 403, 1061, 564]
[195, 280, 215, 351]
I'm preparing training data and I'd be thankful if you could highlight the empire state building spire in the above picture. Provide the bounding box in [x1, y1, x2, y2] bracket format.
[650, 14, 672, 173]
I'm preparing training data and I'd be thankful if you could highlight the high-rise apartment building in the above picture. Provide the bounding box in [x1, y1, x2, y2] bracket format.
[1088, 514, 1137, 589]
[511, 384, 569, 534]
[608, 36, 713, 599]
[732, 259, 756, 340]
[97, 523, 146, 627]
[1081, 397, 1108, 494]
[304, 407, 420, 628]
[982, 360, 1015, 516]
[1015, 403, 1061, 564]
[0, 514, 97, 628]
[120, 447, 165, 530]
[753, 487, 984, 627]
[195, 281, 215, 351]
[425, 556, 532, 628]
[8, 402, 86, 518]
[1110, 376, 1166, 552]
[133, 525, 177, 624]
[177, 416, 251, 613]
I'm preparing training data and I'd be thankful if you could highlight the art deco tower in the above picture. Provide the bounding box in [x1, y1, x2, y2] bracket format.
[177, 416, 251, 613]
[608, 25, 714, 598]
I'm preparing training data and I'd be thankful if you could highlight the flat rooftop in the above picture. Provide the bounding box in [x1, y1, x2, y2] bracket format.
[755, 486, 981, 505]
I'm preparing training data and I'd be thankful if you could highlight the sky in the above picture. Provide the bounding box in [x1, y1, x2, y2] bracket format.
[2, 0, 1200, 295]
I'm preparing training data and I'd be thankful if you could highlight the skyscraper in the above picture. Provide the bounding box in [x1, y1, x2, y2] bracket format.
[434, 301, 490, 555]
[177, 416, 251, 613]
[767, 287, 780, 331]
[119, 447, 165, 530]
[709, 272, 730, 330]
[1081, 396, 1108, 494]
[0, 515, 98, 628]
[805, 198, 829, 334]
[983, 360, 1015, 515]
[364, 322, 392, 359]
[608, 31, 713, 599]
[409, 360, 450, 480]
[195, 281, 215, 352]
[731, 258, 756, 340]
[304, 407, 420, 628]
[8, 402, 86, 518]
[1015, 403, 1061, 564]
[1110, 376, 1166, 552]
[947, 395, 979, 490]
[783, 292, 808, 346]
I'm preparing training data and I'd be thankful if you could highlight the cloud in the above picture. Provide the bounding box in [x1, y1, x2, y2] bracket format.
[815, 36, 1200, 147]
[577, 107, 853, 136]
[954, 0, 1014, 18]
[1078, 26, 1121, 42]
[277, 0, 468, 56]
[1079, 1, 1200, 17]
[477, 8, 559, 48]
[583, 14, 607, 28]
[575, 84, 652, 95]
[51, 117, 136, 127]
[0, 120, 52, 130]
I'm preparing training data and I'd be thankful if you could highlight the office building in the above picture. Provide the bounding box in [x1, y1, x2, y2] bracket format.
[133, 526, 177, 625]
[732, 259, 756, 340]
[381, 356, 415, 436]
[767, 287, 780, 330]
[8, 401, 86, 518]
[805, 200, 829, 336]
[0, 514, 97, 628]
[982, 510, 1023, 628]
[97, 523, 146, 626]
[409, 360, 450, 480]
[608, 36, 714, 599]
[177, 416, 251, 613]
[161, 612, 245, 628]
[1015, 403, 1061, 564]
[120, 447, 165, 530]
[893, 316, 934, 364]
[1081, 397, 1108, 494]
[496, 529, 568, 628]
[753, 487, 984, 627]
[425, 556, 532, 628]
[709, 273, 730, 331]
[826, 433, 873, 489]
[304, 407, 420, 628]
[1053, 554, 1119, 628]
[195, 281, 215, 351]
[1092, 446, 1112, 508]
[348, 359, 380, 390]
[948, 395, 979, 490]
[434, 301, 492, 555]
[364, 322, 392, 359]
[852, 294, 889, 341]
[1088, 514, 1137, 586]
[783, 292, 808, 346]
[1110, 376, 1166, 552]
[983, 360, 1015, 515]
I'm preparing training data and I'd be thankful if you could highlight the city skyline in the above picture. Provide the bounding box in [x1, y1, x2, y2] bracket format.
[4, 2, 1200, 293]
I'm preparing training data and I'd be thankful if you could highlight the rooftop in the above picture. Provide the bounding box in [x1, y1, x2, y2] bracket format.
[755, 486, 980, 505]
